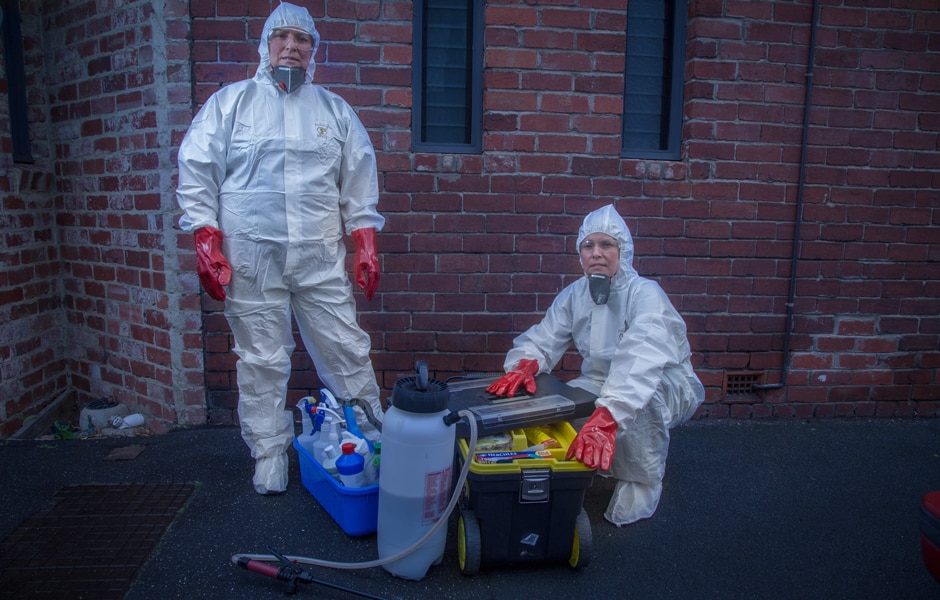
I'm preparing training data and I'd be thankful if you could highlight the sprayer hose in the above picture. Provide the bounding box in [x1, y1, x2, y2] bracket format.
[230, 409, 479, 570]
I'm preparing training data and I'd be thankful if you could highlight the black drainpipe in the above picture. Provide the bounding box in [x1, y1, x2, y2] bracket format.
[754, 0, 820, 391]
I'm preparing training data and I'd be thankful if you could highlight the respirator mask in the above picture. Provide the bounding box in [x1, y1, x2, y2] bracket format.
[588, 273, 611, 305]
[273, 66, 305, 93]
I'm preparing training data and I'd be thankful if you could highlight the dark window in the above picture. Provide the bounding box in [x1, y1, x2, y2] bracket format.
[1, 0, 33, 163]
[621, 0, 687, 160]
[412, 0, 483, 153]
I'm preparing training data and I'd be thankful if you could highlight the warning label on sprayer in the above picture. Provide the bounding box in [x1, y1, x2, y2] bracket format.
[422, 466, 453, 526]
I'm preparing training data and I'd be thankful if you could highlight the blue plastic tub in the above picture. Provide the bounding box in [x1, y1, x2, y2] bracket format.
[294, 437, 379, 536]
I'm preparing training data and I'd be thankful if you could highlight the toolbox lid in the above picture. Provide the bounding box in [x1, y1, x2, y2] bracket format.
[468, 395, 575, 431]
[448, 374, 597, 437]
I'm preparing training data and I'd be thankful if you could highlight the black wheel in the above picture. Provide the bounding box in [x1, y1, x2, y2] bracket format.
[457, 511, 482, 575]
[568, 508, 592, 569]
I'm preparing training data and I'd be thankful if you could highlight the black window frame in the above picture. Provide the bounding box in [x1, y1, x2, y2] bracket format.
[621, 0, 687, 160]
[1, 0, 33, 163]
[412, 0, 484, 154]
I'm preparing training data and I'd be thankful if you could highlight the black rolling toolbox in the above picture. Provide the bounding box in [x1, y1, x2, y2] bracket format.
[454, 422, 595, 575]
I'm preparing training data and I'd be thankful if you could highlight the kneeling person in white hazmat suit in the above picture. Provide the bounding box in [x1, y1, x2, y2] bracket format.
[176, 2, 384, 495]
[487, 205, 704, 525]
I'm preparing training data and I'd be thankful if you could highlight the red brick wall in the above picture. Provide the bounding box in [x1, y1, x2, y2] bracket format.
[0, 3, 63, 437]
[1, 0, 937, 437]
[184, 0, 939, 423]
[683, 0, 940, 418]
[11, 0, 202, 432]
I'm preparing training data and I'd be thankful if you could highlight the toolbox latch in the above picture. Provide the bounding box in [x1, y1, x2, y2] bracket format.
[520, 468, 551, 503]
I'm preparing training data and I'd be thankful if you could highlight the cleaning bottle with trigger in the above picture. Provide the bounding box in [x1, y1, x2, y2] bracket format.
[313, 415, 340, 465]
[295, 398, 319, 455]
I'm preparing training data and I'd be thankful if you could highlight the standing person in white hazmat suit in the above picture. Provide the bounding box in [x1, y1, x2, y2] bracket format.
[176, 2, 385, 495]
[486, 204, 704, 525]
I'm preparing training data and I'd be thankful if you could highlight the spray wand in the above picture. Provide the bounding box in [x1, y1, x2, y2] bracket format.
[231, 408, 479, 594]
[235, 545, 387, 598]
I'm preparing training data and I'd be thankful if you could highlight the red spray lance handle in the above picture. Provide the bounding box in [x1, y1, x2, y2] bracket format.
[235, 546, 388, 599]
[236, 556, 311, 595]
[237, 557, 281, 578]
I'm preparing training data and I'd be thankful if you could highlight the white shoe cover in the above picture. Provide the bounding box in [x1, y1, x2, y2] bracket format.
[253, 453, 288, 495]
[604, 480, 663, 526]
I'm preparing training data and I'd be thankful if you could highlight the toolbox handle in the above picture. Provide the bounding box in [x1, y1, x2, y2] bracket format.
[520, 468, 551, 503]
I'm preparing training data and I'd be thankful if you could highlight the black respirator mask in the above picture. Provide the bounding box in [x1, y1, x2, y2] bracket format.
[588, 273, 611, 305]
[273, 66, 305, 93]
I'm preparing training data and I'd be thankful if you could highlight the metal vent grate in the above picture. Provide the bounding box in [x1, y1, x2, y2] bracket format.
[723, 371, 765, 398]
[0, 482, 195, 598]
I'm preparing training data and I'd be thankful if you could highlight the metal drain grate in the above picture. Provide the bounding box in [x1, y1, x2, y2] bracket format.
[723, 371, 765, 398]
[0, 482, 195, 599]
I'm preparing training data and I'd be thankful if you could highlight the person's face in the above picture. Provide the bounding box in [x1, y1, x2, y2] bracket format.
[268, 28, 314, 70]
[579, 232, 620, 278]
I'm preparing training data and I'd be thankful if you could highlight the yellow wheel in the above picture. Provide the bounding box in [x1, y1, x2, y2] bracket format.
[457, 511, 482, 575]
[568, 508, 592, 569]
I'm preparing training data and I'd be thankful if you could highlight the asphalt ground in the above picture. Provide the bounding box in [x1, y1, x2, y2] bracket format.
[1, 418, 938, 599]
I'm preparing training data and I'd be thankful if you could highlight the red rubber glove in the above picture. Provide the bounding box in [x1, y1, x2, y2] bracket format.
[193, 226, 231, 301]
[486, 358, 539, 397]
[351, 228, 380, 301]
[566, 407, 617, 471]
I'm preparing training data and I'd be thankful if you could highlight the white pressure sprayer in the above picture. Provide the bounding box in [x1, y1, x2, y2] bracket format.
[376, 360, 457, 580]
[231, 362, 478, 595]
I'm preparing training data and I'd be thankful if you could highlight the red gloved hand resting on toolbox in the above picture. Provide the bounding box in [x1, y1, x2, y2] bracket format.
[566, 406, 617, 471]
[486, 358, 539, 397]
[194, 226, 232, 301]
[351, 227, 380, 301]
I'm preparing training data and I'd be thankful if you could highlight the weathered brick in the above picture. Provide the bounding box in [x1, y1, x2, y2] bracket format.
[4, 0, 938, 435]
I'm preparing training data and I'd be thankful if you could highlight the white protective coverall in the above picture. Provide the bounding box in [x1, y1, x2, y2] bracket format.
[503, 205, 704, 525]
[176, 2, 385, 495]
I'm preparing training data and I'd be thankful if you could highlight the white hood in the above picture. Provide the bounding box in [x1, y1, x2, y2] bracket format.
[257, 2, 321, 82]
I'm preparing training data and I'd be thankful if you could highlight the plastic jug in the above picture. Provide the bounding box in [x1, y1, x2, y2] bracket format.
[342, 431, 376, 485]
[336, 442, 367, 488]
[377, 361, 455, 580]
[321, 445, 340, 480]
[369, 441, 381, 483]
